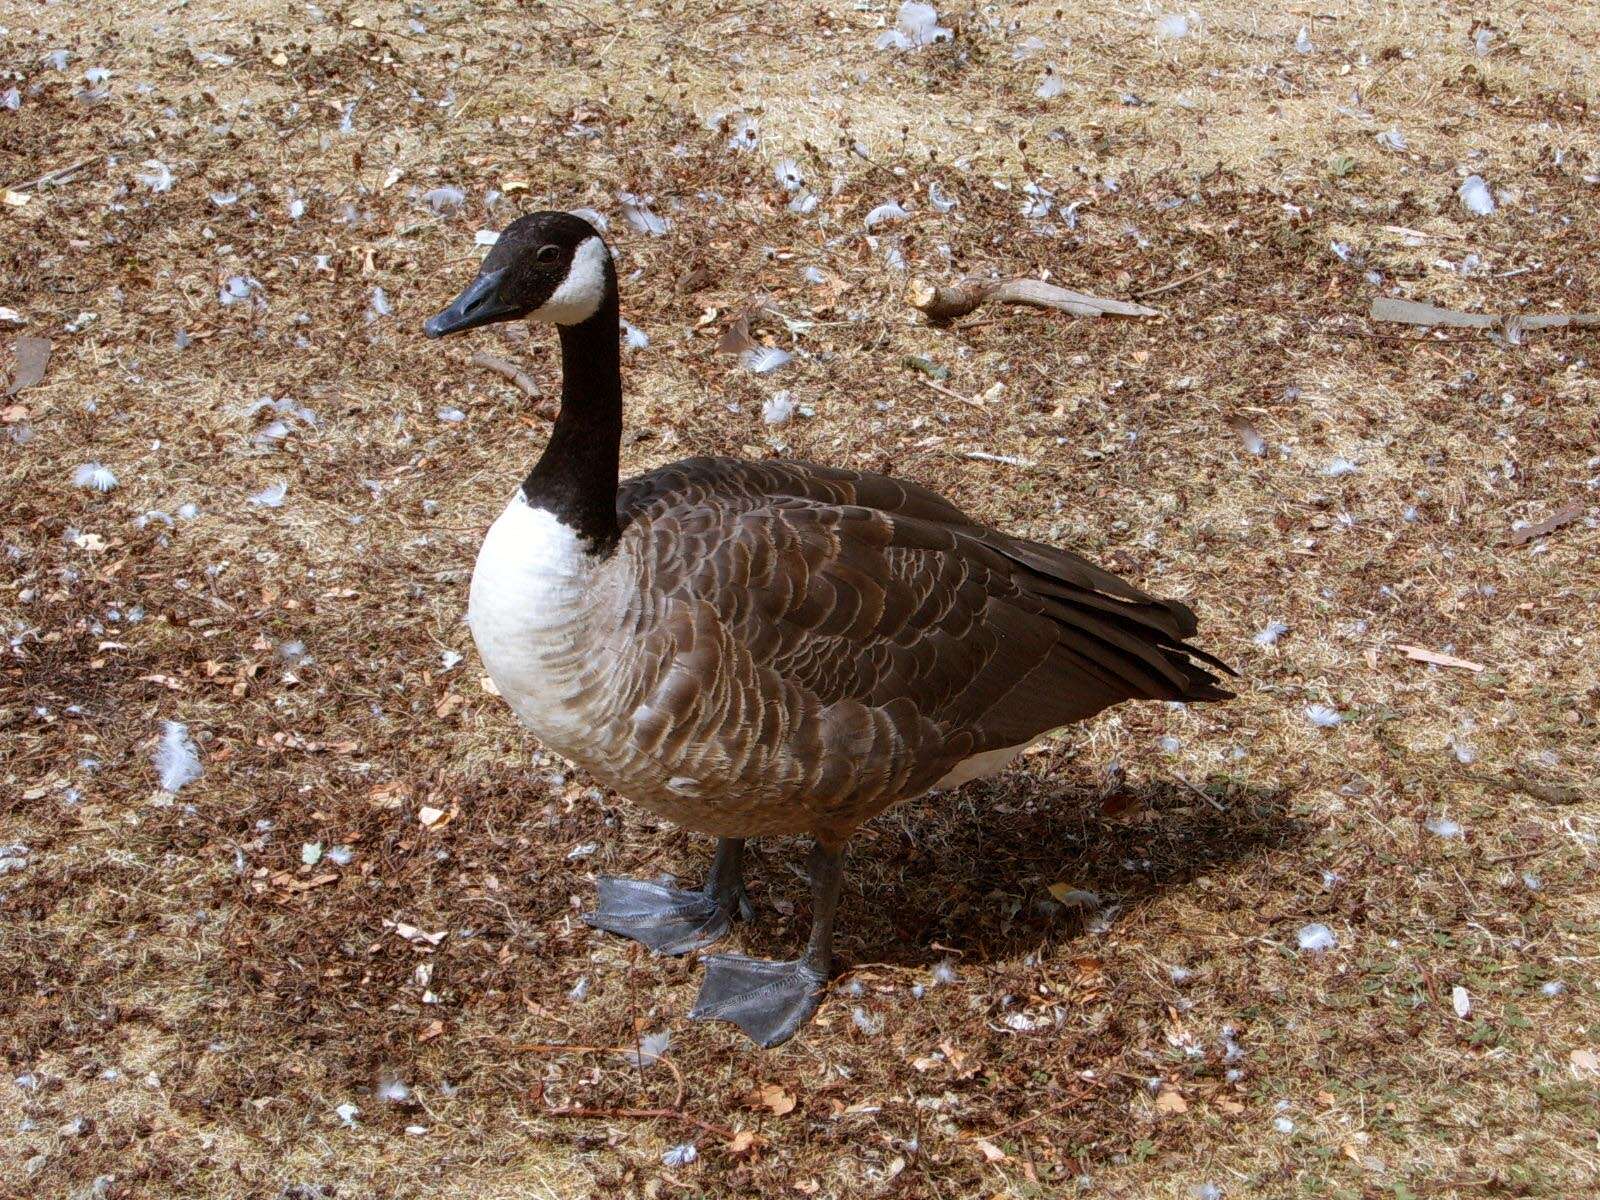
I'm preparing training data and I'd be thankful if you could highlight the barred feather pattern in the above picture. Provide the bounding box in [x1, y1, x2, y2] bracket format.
[472, 457, 1232, 843]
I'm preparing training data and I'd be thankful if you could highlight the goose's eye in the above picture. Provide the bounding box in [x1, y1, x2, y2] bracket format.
[536, 245, 560, 264]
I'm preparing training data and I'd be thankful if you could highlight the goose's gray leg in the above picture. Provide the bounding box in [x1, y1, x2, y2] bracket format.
[690, 841, 843, 1048]
[584, 837, 753, 956]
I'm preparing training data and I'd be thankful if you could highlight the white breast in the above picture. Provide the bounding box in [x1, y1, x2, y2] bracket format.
[467, 493, 599, 745]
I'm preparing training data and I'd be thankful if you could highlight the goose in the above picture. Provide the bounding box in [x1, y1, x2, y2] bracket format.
[424, 211, 1234, 1047]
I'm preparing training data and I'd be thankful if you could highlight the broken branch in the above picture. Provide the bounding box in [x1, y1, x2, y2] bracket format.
[907, 276, 1160, 326]
[1371, 297, 1600, 340]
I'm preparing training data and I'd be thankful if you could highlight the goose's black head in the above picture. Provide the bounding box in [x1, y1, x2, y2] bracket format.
[424, 211, 614, 338]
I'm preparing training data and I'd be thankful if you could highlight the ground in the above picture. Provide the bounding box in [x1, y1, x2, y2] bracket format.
[3, 1, 1599, 1197]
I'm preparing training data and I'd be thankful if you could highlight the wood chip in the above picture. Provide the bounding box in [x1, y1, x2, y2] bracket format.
[5, 336, 52, 396]
[1509, 503, 1584, 546]
[1393, 644, 1484, 672]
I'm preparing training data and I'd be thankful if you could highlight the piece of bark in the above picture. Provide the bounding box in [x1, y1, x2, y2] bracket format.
[4, 336, 51, 396]
[1509, 502, 1584, 546]
[907, 277, 1160, 326]
[470, 350, 541, 398]
[1371, 297, 1600, 337]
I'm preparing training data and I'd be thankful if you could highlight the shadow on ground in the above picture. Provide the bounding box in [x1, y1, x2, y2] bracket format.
[702, 776, 1308, 969]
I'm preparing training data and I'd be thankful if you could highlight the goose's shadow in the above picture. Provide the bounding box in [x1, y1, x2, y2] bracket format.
[726, 778, 1306, 968]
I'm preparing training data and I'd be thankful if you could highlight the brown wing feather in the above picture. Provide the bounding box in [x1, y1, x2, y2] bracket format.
[609, 457, 1233, 833]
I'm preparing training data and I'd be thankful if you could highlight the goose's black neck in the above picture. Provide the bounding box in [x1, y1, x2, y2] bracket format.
[520, 291, 623, 554]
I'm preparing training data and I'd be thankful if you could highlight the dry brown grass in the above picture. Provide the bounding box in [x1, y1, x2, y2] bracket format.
[3, 1, 1599, 1197]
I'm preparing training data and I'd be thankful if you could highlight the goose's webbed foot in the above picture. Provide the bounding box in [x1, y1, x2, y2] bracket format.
[582, 837, 752, 956]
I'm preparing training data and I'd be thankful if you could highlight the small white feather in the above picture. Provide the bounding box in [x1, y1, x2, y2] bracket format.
[761, 391, 795, 425]
[661, 1143, 698, 1168]
[865, 200, 909, 229]
[248, 481, 288, 507]
[136, 159, 173, 192]
[1036, 69, 1065, 100]
[742, 346, 792, 374]
[1305, 704, 1343, 728]
[73, 463, 118, 492]
[569, 207, 609, 233]
[618, 192, 671, 236]
[1458, 174, 1495, 216]
[620, 1030, 670, 1068]
[1296, 923, 1337, 952]
[421, 185, 465, 213]
[1157, 13, 1191, 39]
[154, 721, 202, 792]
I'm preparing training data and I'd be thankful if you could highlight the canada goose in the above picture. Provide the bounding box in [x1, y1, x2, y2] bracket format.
[425, 211, 1234, 1047]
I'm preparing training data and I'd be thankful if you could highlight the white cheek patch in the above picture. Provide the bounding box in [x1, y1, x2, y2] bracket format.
[531, 236, 610, 325]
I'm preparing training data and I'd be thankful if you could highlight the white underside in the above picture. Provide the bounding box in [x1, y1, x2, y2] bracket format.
[467, 493, 598, 747]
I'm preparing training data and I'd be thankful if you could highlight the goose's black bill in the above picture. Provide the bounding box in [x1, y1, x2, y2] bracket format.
[424, 267, 518, 338]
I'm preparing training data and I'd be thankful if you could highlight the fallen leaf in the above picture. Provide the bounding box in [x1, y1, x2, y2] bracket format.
[726, 1129, 761, 1156]
[418, 805, 446, 827]
[1215, 1097, 1245, 1115]
[753, 1083, 797, 1115]
[974, 1138, 1007, 1163]
[1047, 883, 1100, 910]
[5, 336, 52, 396]
[716, 309, 756, 355]
[1394, 644, 1484, 673]
[1155, 1087, 1188, 1115]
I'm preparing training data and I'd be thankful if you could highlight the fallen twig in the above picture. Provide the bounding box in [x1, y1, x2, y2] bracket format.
[1461, 770, 1587, 806]
[907, 276, 1160, 326]
[470, 350, 545, 405]
[1370, 297, 1600, 341]
[916, 376, 984, 408]
[1132, 265, 1215, 299]
[7, 157, 96, 192]
[1393, 644, 1484, 672]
